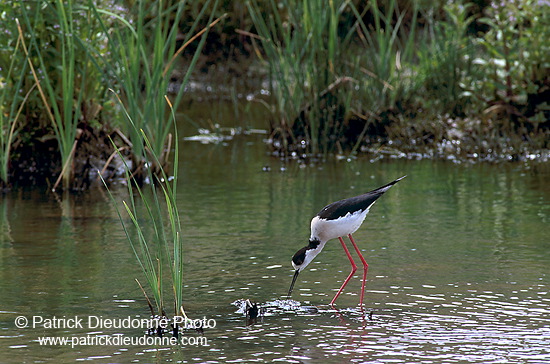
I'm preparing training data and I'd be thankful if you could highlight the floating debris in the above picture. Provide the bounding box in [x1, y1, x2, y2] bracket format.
[233, 298, 322, 317]
[233, 299, 265, 320]
[184, 127, 268, 145]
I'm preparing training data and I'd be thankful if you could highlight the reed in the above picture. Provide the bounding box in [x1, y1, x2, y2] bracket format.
[0, 21, 30, 188]
[352, 0, 417, 107]
[247, 0, 354, 158]
[18, 1, 88, 191]
[16, 0, 113, 191]
[94, 0, 221, 328]
[346, 0, 418, 155]
[2, 0, 547, 176]
[416, 3, 475, 116]
[248, 0, 419, 158]
[6, 0, 220, 189]
[90, 0, 220, 180]
[101, 96, 185, 326]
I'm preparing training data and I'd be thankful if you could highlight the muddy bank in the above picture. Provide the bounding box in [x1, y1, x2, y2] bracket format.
[8, 124, 127, 190]
[5, 62, 549, 190]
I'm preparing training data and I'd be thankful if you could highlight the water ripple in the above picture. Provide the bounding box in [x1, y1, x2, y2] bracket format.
[212, 282, 550, 363]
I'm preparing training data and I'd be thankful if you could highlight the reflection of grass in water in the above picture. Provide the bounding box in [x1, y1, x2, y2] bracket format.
[101, 97, 186, 335]
[0, 198, 13, 246]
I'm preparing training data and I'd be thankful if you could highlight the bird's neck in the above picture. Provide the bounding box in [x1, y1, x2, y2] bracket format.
[299, 238, 327, 271]
[308, 237, 323, 249]
[306, 238, 327, 257]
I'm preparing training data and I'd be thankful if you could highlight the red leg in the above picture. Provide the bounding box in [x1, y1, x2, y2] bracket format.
[348, 234, 368, 306]
[330, 237, 357, 306]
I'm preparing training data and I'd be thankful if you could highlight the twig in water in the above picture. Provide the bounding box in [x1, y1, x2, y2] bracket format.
[97, 146, 128, 182]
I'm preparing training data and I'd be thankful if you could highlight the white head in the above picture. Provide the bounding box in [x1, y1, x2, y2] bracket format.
[287, 239, 325, 298]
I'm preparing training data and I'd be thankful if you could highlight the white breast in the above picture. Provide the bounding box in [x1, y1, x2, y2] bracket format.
[310, 208, 370, 242]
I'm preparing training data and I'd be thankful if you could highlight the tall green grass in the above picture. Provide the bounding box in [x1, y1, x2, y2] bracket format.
[3, 0, 220, 189]
[248, 0, 547, 160]
[2, 0, 547, 177]
[19, 1, 95, 191]
[94, 0, 220, 330]
[247, 0, 418, 158]
[101, 96, 185, 328]
[90, 0, 220, 180]
[247, 0, 353, 158]
[416, 4, 474, 116]
[0, 21, 31, 188]
[348, 0, 418, 154]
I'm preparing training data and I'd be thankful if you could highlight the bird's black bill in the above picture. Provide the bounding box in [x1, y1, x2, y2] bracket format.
[287, 270, 300, 299]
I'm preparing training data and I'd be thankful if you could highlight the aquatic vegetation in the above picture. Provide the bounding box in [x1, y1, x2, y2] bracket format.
[101, 97, 186, 334]
[247, 0, 358, 158]
[0, 22, 30, 188]
[415, 3, 476, 117]
[471, 0, 549, 128]
[384, 0, 549, 162]
[0, 0, 548, 190]
[347, 0, 418, 155]
[247, 0, 418, 158]
[247, 0, 549, 161]
[91, 0, 221, 181]
[0, 0, 220, 189]
[1, 1, 125, 189]
[14, 1, 108, 190]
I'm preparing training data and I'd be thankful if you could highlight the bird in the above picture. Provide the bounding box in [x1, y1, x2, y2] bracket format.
[287, 175, 406, 306]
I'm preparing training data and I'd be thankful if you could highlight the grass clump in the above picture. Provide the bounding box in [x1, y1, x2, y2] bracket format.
[0, 20, 31, 189]
[247, 0, 349, 158]
[101, 97, 186, 336]
[91, 0, 221, 181]
[1, 1, 110, 190]
[247, 0, 418, 159]
[247, 0, 549, 162]
[0, 0, 221, 189]
[19, 1, 95, 191]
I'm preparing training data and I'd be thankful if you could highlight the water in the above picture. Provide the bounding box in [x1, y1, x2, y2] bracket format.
[1, 124, 549, 362]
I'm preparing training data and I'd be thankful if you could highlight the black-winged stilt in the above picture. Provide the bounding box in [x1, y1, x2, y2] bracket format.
[287, 176, 406, 306]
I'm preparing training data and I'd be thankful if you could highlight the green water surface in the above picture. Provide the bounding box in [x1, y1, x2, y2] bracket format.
[1, 131, 549, 363]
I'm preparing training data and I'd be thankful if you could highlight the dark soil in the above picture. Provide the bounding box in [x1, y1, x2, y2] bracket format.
[7, 124, 127, 191]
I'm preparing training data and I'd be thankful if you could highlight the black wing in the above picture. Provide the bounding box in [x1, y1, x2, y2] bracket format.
[316, 176, 406, 220]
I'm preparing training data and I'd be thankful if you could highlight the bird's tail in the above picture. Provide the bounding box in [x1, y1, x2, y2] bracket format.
[369, 175, 407, 194]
